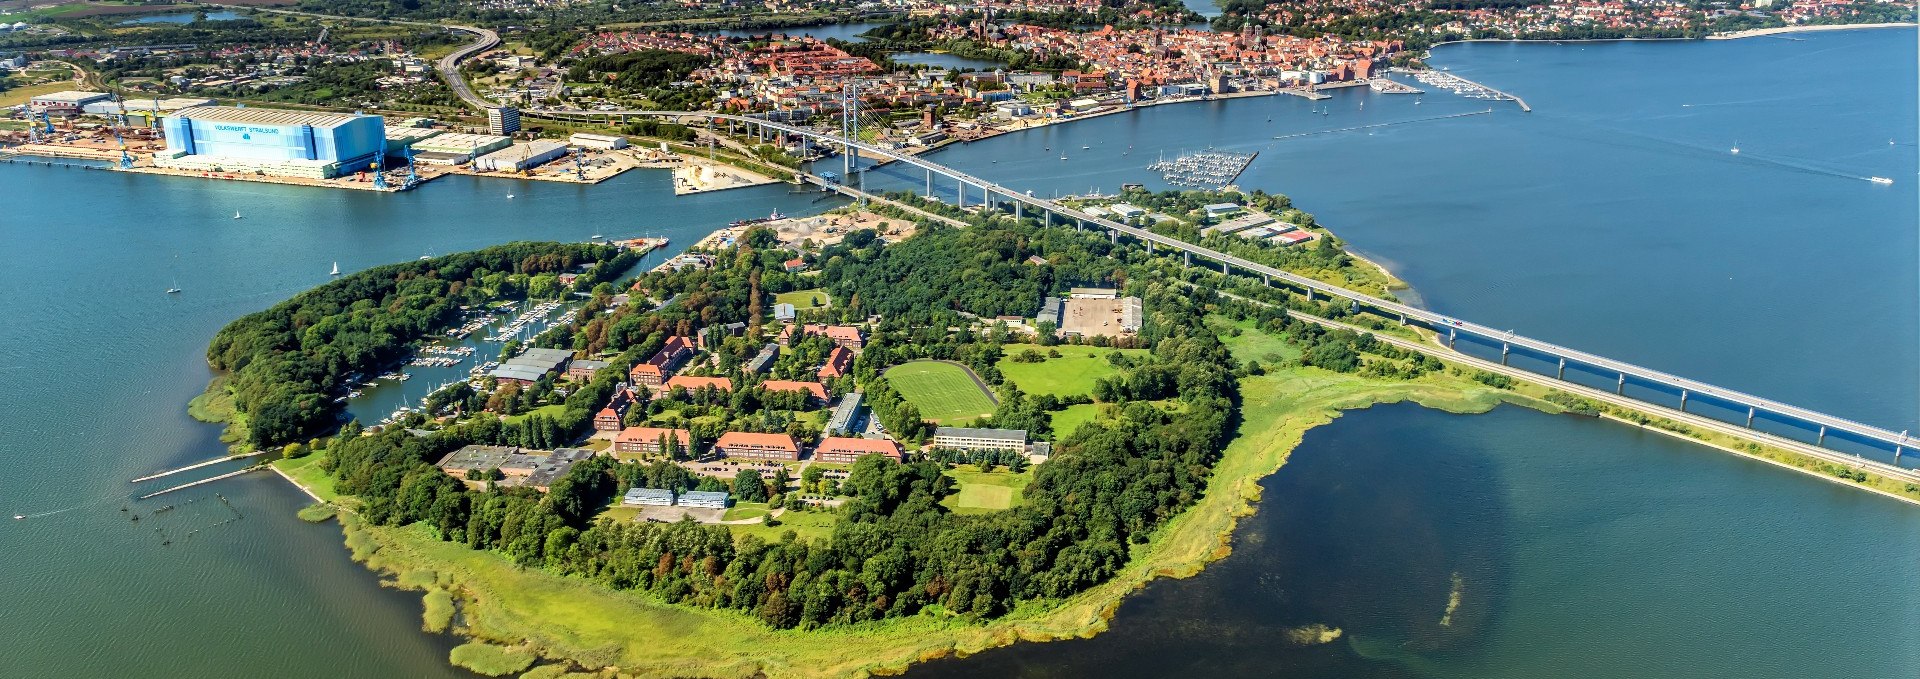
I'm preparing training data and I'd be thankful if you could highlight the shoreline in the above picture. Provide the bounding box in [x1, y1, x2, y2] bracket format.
[1706, 22, 1916, 40]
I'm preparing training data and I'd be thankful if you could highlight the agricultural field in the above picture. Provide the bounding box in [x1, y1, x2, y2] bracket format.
[995, 343, 1149, 397]
[939, 465, 1032, 515]
[885, 360, 996, 423]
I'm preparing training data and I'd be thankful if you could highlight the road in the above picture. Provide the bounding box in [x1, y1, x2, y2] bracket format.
[233, 5, 498, 111]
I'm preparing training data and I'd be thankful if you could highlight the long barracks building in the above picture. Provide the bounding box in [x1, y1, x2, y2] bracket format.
[157, 106, 386, 179]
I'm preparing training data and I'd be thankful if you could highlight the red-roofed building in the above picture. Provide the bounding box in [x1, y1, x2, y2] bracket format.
[778, 323, 865, 351]
[665, 375, 734, 393]
[783, 257, 807, 272]
[714, 431, 801, 461]
[814, 436, 902, 463]
[630, 336, 695, 386]
[818, 346, 853, 380]
[593, 387, 637, 431]
[613, 426, 693, 458]
[761, 379, 828, 403]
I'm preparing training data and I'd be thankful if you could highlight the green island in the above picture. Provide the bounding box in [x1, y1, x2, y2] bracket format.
[197, 189, 1920, 678]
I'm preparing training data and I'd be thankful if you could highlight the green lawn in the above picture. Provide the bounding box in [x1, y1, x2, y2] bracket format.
[1214, 316, 1304, 367]
[726, 506, 836, 543]
[722, 502, 771, 522]
[940, 466, 1032, 515]
[886, 361, 996, 423]
[502, 403, 567, 425]
[272, 453, 342, 504]
[995, 344, 1148, 397]
[1048, 403, 1103, 440]
[774, 289, 831, 309]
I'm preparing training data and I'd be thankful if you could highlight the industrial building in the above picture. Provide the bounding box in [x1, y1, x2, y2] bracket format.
[487, 106, 521, 135]
[155, 106, 386, 179]
[80, 96, 215, 116]
[28, 90, 111, 115]
[474, 140, 568, 172]
[490, 346, 572, 385]
[408, 132, 510, 165]
[381, 126, 443, 158]
[569, 133, 627, 150]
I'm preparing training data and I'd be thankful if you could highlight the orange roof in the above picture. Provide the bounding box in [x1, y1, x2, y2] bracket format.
[665, 375, 733, 392]
[715, 431, 799, 451]
[816, 436, 901, 456]
[818, 346, 853, 379]
[761, 380, 828, 401]
[615, 426, 692, 444]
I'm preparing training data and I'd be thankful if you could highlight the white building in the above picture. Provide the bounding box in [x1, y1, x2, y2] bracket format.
[933, 427, 1028, 452]
[622, 488, 674, 506]
[474, 140, 567, 172]
[678, 490, 729, 509]
[569, 132, 627, 150]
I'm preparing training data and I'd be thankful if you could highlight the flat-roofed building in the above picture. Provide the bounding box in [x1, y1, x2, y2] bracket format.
[474, 140, 567, 172]
[824, 392, 865, 436]
[493, 346, 571, 385]
[1108, 203, 1147, 219]
[613, 426, 693, 458]
[29, 90, 110, 115]
[622, 487, 674, 506]
[1202, 212, 1276, 236]
[714, 431, 801, 461]
[569, 132, 627, 150]
[567, 358, 609, 381]
[814, 436, 902, 463]
[520, 448, 594, 492]
[743, 343, 779, 374]
[678, 490, 729, 509]
[933, 427, 1027, 452]
[156, 105, 387, 179]
[1202, 202, 1244, 218]
[410, 132, 511, 163]
[1069, 287, 1118, 299]
[436, 445, 520, 478]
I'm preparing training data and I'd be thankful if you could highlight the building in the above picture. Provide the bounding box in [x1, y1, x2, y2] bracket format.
[814, 436, 902, 464]
[824, 392, 866, 436]
[817, 346, 853, 380]
[1273, 230, 1318, 246]
[474, 141, 568, 172]
[1069, 287, 1118, 299]
[613, 426, 694, 458]
[622, 487, 675, 506]
[594, 387, 636, 431]
[1203, 211, 1276, 236]
[409, 133, 511, 164]
[491, 347, 572, 385]
[155, 106, 386, 179]
[518, 448, 594, 492]
[1057, 296, 1143, 338]
[1202, 203, 1244, 219]
[713, 432, 801, 461]
[773, 302, 797, 322]
[1108, 203, 1147, 219]
[28, 90, 110, 115]
[568, 132, 627, 150]
[630, 335, 694, 386]
[567, 358, 609, 381]
[678, 490, 729, 509]
[761, 379, 828, 403]
[933, 427, 1027, 452]
[777, 323, 864, 351]
[743, 343, 779, 374]
[487, 106, 521, 135]
[436, 444, 519, 478]
[665, 375, 733, 393]
[1036, 296, 1064, 328]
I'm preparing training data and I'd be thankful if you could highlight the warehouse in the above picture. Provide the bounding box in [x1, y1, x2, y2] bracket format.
[28, 90, 110, 115]
[474, 140, 569, 172]
[409, 133, 511, 164]
[490, 346, 572, 385]
[568, 132, 627, 150]
[81, 97, 215, 116]
[382, 126, 443, 158]
[155, 106, 385, 178]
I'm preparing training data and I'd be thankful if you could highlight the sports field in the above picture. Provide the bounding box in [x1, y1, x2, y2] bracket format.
[995, 344, 1149, 397]
[774, 289, 831, 309]
[885, 361, 996, 423]
[940, 466, 1031, 515]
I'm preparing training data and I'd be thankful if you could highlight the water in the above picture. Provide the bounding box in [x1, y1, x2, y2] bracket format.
[0, 28, 1914, 678]
[0, 168, 829, 677]
[695, 21, 887, 42]
[119, 11, 241, 25]
[892, 52, 1007, 71]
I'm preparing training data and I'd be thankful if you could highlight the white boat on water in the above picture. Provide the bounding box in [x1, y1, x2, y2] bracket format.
[233, 211, 243, 220]
[1869, 176, 1893, 185]
[330, 261, 340, 276]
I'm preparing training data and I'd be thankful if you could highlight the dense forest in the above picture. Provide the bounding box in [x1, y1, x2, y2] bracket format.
[306, 209, 1245, 628]
[205, 242, 633, 448]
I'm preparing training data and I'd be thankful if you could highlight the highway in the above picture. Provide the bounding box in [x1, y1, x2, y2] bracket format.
[233, 5, 499, 112]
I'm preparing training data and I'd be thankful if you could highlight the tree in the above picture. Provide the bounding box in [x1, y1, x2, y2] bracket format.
[733, 469, 769, 503]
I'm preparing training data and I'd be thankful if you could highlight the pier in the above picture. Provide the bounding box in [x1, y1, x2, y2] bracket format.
[1401, 69, 1531, 112]
[130, 451, 268, 484]
[137, 467, 263, 500]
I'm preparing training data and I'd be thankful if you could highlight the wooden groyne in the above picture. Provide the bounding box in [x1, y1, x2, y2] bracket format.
[138, 467, 262, 500]
[130, 450, 268, 484]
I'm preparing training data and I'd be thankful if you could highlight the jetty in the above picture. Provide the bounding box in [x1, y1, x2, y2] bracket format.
[137, 467, 262, 500]
[1146, 150, 1258, 189]
[1401, 69, 1531, 112]
[130, 450, 268, 484]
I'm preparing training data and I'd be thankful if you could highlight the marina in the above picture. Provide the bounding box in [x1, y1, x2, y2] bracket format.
[1145, 149, 1259, 189]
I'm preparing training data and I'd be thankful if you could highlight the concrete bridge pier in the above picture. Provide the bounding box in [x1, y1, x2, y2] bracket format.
[1398, 313, 1407, 326]
[1817, 425, 1827, 446]
[1747, 406, 1755, 428]
[1617, 373, 1625, 394]
[956, 180, 964, 208]
[1015, 202, 1023, 220]
[1263, 273, 1271, 286]
[1896, 431, 1907, 461]
[1109, 230, 1117, 245]
[1221, 261, 1229, 275]
[1447, 327, 1456, 349]
[1305, 288, 1313, 302]
[1680, 389, 1689, 412]
[925, 169, 933, 197]
[1501, 342, 1511, 365]
[1183, 251, 1191, 267]
[1557, 357, 1566, 379]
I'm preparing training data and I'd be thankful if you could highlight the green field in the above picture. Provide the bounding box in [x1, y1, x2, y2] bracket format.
[721, 502, 771, 522]
[995, 344, 1148, 397]
[1048, 403, 1103, 440]
[272, 453, 342, 504]
[940, 466, 1032, 515]
[725, 506, 836, 543]
[774, 289, 831, 309]
[886, 361, 996, 423]
[503, 403, 567, 424]
[1214, 316, 1304, 366]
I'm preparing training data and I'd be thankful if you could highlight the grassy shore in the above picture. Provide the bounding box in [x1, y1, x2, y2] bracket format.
[330, 331, 1533, 678]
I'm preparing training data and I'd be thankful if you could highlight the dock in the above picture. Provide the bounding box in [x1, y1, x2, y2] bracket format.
[130, 450, 268, 484]
[1400, 69, 1531, 112]
[1278, 87, 1332, 101]
[137, 467, 262, 500]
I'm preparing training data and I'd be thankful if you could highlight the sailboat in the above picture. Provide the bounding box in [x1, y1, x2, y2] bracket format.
[330, 261, 341, 276]
[167, 254, 182, 293]
[1730, 140, 1740, 155]
[506, 192, 515, 200]
[232, 210, 243, 220]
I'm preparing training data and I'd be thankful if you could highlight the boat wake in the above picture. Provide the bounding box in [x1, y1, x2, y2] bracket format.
[1272, 109, 1494, 141]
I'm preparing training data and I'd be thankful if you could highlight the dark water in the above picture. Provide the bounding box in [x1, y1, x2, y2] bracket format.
[912, 404, 1920, 678]
[119, 11, 242, 25]
[696, 21, 888, 42]
[893, 52, 1008, 70]
[0, 29, 1914, 678]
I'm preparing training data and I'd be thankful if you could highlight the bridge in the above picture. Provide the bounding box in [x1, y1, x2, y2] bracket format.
[409, 25, 1917, 481]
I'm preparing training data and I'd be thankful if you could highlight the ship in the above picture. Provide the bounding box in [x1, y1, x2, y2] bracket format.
[1868, 176, 1893, 185]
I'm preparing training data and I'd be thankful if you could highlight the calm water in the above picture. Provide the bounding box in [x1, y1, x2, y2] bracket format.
[0, 28, 1913, 678]
[696, 21, 887, 42]
[893, 52, 1007, 71]
[119, 11, 242, 25]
